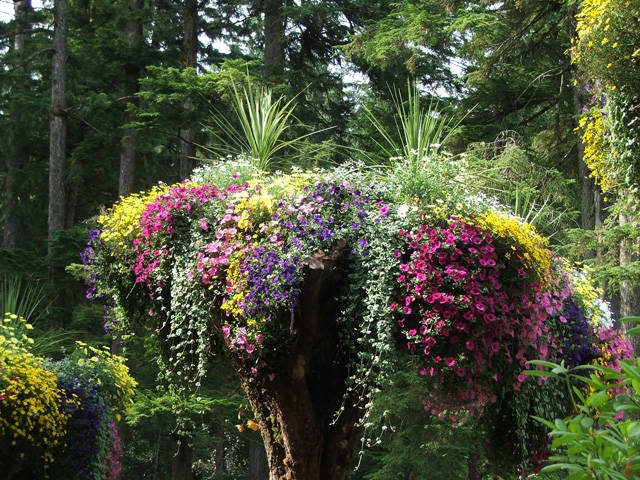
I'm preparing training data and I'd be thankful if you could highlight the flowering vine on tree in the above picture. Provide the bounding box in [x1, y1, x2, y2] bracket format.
[82, 158, 632, 479]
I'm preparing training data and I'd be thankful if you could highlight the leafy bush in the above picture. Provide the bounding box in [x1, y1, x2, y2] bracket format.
[0, 313, 136, 480]
[528, 326, 638, 478]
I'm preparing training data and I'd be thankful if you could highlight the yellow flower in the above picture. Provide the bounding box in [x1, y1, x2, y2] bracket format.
[0, 323, 68, 456]
[472, 211, 552, 285]
[98, 183, 183, 250]
[579, 109, 616, 192]
[246, 419, 260, 431]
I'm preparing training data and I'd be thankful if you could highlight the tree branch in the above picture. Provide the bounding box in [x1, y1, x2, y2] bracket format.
[0, 27, 52, 41]
[5, 47, 53, 71]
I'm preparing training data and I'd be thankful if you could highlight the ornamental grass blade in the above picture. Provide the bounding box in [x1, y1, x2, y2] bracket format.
[0, 274, 48, 323]
[362, 80, 461, 167]
[204, 79, 330, 171]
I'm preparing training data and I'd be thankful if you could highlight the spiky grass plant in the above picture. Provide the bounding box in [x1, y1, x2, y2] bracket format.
[0, 275, 78, 355]
[0, 274, 47, 323]
[364, 82, 467, 203]
[205, 81, 323, 171]
[363, 82, 456, 164]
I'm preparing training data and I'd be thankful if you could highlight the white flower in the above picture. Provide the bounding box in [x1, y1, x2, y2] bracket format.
[397, 204, 410, 218]
[592, 298, 614, 331]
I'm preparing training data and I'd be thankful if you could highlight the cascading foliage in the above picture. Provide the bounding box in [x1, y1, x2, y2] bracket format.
[83, 157, 632, 435]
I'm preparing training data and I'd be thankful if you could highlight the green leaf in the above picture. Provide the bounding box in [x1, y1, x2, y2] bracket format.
[531, 415, 556, 429]
[523, 369, 556, 378]
[540, 463, 586, 473]
[554, 418, 568, 431]
[626, 422, 640, 438]
[619, 362, 640, 382]
[527, 359, 567, 372]
[586, 391, 610, 409]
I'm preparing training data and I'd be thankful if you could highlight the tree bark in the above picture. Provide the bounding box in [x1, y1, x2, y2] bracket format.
[171, 435, 193, 480]
[179, 0, 198, 180]
[263, 0, 285, 74]
[225, 245, 364, 480]
[213, 438, 227, 477]
[118, 0, 144, 197]
[48, 0, 68, 256]
[619, 213, 640, 325]
[3, 0, 32, 248]
[568, 4, 601, 236]
[248, 437, 268, 480]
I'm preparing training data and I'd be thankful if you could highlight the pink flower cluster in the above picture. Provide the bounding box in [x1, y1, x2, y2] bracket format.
[592, 328, 635, 395]
[131, 184, 241, 286]
[598, 328, 635, 367]
[196, 208, 242, 285]
[391, 217, 564, 415]
[221, 324, 264, 355]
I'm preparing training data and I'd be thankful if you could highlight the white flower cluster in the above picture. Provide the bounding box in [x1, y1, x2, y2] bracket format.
[190, 154, 257, 185]
[591, 298, 614, 332]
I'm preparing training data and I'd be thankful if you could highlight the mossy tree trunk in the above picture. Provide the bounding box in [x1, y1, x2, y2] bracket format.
[225, 247, 364, 480]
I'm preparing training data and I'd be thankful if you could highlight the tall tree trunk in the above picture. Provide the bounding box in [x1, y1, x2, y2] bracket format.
[152, 430, 162, 480]
[3, 0, 32, 248]
[248, 438, 268, 480]
[569, 4, 601, 236]
[213, 437, 227, 477]
[225, 246, 364, 480]
[179, 0, 198, 180]
[619, 213, 640, 333]
[48, 0, 68, 256]
[171, 435, 193, 480]
[118, 0, 144, 197]
[64, 180, 78, 229]
[263, 0, 284, 74]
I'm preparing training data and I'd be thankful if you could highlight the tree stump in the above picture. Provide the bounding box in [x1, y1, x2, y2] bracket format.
[225, 246, 364, 479]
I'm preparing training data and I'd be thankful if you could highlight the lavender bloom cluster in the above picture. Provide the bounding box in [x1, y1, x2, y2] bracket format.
[234, 180, 387, 323]
[81, 229, 104, 301]
[55, 378, 111, 480]
[563, 299, 601, 367]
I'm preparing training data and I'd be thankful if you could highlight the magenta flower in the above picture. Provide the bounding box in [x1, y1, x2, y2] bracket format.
[391, 216, 564, 415]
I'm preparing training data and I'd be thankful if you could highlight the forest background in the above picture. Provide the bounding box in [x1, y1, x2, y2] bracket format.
[1, 0, 639, 478]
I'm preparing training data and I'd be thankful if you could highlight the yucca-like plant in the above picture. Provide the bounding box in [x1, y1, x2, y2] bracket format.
[0, 274, 47, 323]
[512, 188, 573, 239]
[364, 82, 457, 165]
[364, 82, 467, 203]
[0, 275, 77, 355]
[205, 81, 323, 171]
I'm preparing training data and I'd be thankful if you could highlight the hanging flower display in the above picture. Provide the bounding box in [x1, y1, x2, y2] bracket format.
[83, 161, 629, 415]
